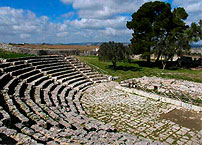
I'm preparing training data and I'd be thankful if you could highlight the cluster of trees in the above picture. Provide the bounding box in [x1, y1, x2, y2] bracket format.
[98, 1, 201, 70]
[98, 41, 130, 69]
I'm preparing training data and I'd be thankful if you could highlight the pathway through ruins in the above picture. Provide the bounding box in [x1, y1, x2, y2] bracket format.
[81, 82, 202, 145]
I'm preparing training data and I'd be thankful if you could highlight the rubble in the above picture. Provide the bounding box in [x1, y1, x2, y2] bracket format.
[121, 76, 202, 106]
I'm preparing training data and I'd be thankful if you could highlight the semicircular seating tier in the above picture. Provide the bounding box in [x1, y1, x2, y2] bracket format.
[0, 55, 160, 144]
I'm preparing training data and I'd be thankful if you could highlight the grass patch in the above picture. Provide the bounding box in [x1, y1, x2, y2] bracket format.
[66, 136, 71, 139]
[78, 56, 202, 83]
[0, 48, 34, 59]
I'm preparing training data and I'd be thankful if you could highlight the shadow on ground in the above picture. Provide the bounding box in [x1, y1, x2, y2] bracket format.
[108, 65, 142, 71]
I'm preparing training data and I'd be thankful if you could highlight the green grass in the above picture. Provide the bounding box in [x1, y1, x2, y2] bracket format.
[0, 48, 34, 59]
[78, 56, 202, 83]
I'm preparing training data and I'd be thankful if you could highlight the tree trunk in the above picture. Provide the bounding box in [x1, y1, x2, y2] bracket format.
[112, 58, 116, 70]
[162, 61, 166, 70]
[161, 56, 167, 70]
[147, 46, 151, 65]
[147, 55, 150, 65]
[112, 61, 116, 70]
[155, 51, 161, 63]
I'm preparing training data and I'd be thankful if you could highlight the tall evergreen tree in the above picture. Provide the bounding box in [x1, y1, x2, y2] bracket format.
[127, 1, 172, 64]
[127, 1, 190, 69]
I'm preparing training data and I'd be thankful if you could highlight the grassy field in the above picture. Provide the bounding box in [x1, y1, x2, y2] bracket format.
[0, 49, 34, 59]
[78, 56, 202, 83]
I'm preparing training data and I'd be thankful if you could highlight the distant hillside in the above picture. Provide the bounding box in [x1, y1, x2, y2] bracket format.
[9, 44, 98, 51]
[66, 42, 103, 46]
[7, 42, 130, 46]
[66, 42, 130, 46]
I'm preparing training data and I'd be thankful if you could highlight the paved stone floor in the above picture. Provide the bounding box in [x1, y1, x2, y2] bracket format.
[81, 82, 202, 145]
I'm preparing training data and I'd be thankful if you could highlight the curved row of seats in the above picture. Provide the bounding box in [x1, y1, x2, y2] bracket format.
[0, 55, 157, 144]
[66, 57, 108, 83]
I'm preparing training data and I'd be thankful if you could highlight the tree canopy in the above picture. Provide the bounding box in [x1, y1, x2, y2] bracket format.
[127, 1, 191, 69]
[98, 41, 129, 69]
[186, 20, 202, 43]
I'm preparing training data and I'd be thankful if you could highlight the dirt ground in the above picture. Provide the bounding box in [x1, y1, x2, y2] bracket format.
[12, 44, 98, 51]
[160, 109, 202, 131]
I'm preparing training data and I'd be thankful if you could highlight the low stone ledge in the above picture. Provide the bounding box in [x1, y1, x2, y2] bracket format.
[116, 85, 202, 112]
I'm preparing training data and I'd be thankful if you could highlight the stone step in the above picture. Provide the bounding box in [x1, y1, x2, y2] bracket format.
[3, 64, 30, 73]
[70, 79, 91, 89]
[0, 73, 12, 90]
[0, 107, 11, 126]
[56, 72, 80, 82]
[51, 69, 75, 78]
[40, 64, 67, 72]
[37, 79, 54, 90]
[3, 93, 29, 123]
[45, 66, 72, 75]
[60, 73, 82, 83]
[5, 55, 61, 62]
[65, 76, 86, 86]
[0, 62, 11, 69]
[4, 77, 19, 95]
[11, 66, 34, 76]
[30, 76, 49, 86]
[31, 60, 64, 67]
[27, 57, 63, 63]
[74, 82, 93, 92]
[17, 69, 40, 80]
[0, 126, 39, 144]
[36, 62, 67, 69]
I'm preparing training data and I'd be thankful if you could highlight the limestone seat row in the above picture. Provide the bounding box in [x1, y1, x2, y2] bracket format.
[0, 55, 157, 144]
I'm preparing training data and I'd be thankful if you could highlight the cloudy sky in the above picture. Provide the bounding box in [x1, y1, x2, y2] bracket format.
[0, 0, 201, 43]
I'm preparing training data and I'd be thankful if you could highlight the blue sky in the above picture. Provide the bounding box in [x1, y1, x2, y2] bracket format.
[0, 0, 201, 43]
[0, 0, 76, 21]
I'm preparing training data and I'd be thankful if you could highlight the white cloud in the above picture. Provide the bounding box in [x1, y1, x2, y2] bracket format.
[61, 0, 201, 24]
[56, 32, 68, 37]
[0, 6, 132, 43]
[58, 24, 67, 31]
[186, 3, 202, 12]
[20, 34, 31, 39]
[173, 0, 202, 13]
[61, 0, 147, 19]
[4, 0, 201, 44]
[62, 12, 75, 19]
[172, 0, 202, 24]
[68, 16, 129, 30]
[0, 7, 72, 43]
[60, 0, 74, 4]
[100, 28, 132, 36]
[13, 24, 37, 32]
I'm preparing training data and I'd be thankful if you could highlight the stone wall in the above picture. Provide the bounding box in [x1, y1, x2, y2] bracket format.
[0, 43, 97, 56]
